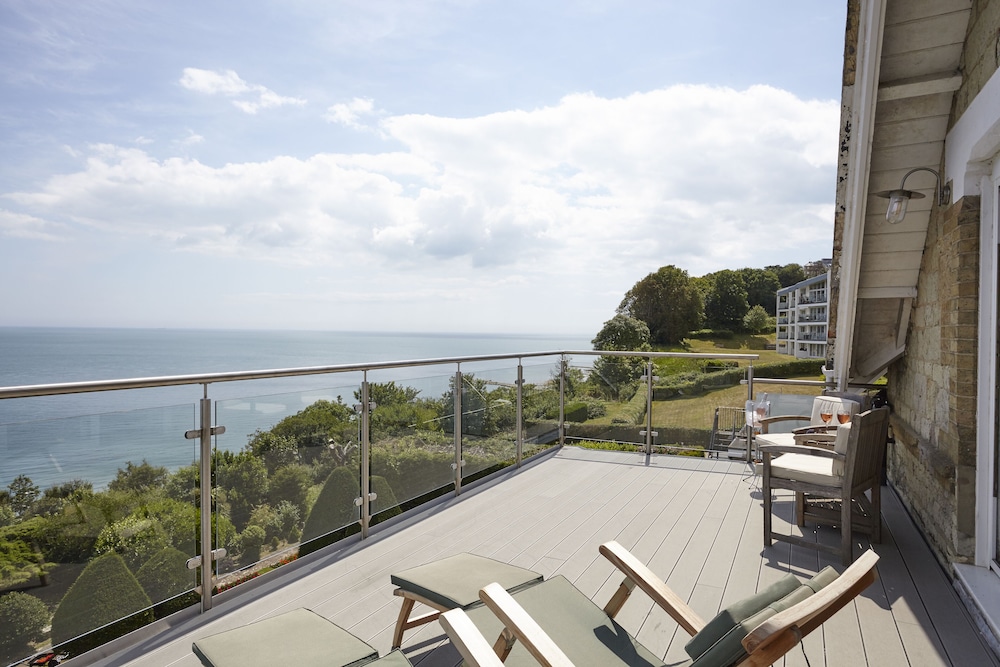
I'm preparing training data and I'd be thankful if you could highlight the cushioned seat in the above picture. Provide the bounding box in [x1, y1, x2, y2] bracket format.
[464, 575, 666, 667]
[192, 608, 410, 667]
[390, 553, 542, 648]
[438, 541, 878, 667]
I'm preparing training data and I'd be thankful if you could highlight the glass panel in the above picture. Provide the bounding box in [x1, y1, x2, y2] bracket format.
[461, 365, 518, 482]
[213, 384, 361, 583]
[520, 359, 563, 458]
[564, 352, 646, 450]
[369, 373, 455, 520]
[0, 402, 198, 664]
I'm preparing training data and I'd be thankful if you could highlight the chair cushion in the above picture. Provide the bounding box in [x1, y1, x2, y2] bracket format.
[391, 553, 543, 610]
[684, 574, 800, 660]
[687, 567, 839, 667]
[464, 575, 666, 667]
[770, 453, 840, 487]
[831, 422, 852, 477]
[192, 608, 380, 667]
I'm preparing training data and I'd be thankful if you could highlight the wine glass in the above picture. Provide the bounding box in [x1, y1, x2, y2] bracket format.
[837, 409, 851, 425]
[819, 402, 834, 425]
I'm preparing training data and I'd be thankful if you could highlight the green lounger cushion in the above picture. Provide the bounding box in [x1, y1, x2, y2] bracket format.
[192, 608, 379, 667]
[391, 553, 543, 610]
[466, 575, 667, 667]
[686, 567, 840, 667]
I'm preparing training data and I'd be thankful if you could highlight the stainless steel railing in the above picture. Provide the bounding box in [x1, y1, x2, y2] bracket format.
[0, 347, 758, 656]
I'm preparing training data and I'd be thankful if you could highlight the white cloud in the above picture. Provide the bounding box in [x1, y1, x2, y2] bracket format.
[4, 84, 839, 280]
[0, 209, 70, 242]
[179, 67, 307, 114]
[325, 97, 377, 130]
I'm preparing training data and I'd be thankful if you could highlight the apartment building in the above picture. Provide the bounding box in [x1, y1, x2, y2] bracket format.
[776, 271, 830, 359]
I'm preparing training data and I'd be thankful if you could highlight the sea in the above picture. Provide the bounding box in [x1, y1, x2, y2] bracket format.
[0, 328, 593, 490]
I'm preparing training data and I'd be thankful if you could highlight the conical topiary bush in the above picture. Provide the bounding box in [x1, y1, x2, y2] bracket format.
[298, 467, 359, 557]
[135, 546, 195, 604]
[370, 475, 401, 525]
[51, 552, 153, 653]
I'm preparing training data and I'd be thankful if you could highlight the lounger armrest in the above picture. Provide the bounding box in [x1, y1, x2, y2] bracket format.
[439, 608, 507, 667]
[759, 444, 842, 459]
[599, 541, 705, 636]
[759, 415, 809, 434]
[479, 583, 574, 667]
[742, 551, 879, 658]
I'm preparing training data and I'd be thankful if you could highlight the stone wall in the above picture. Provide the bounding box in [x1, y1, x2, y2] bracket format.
[886, 196, 980, 563]
[952, 0, 1000, 125]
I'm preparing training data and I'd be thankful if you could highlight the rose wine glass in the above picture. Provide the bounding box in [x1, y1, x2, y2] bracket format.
[837, 410, 851, 424]
[819, 403, 834, 425]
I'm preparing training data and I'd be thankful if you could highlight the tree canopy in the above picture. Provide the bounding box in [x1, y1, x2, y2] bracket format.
[617, 265, 702, 344]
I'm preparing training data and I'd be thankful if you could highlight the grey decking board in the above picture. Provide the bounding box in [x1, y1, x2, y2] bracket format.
[96, 448, 997, 667]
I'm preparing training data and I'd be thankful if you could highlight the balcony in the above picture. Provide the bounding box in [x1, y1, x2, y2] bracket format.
[95, 448, 996, 667]
[1, 352, 997, 667]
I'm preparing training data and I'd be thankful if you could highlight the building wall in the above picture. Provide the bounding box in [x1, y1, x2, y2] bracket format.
[887, 196, 980, 563]
[952, 0, 1000, 126]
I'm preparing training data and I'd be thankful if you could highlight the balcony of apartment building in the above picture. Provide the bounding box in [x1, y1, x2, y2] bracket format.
[0, 351, 996, 667]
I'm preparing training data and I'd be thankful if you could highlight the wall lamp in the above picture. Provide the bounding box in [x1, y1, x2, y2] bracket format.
[875, 167, 951, 224]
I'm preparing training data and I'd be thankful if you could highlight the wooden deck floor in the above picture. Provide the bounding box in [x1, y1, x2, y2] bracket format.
[91, 447, 998, 667]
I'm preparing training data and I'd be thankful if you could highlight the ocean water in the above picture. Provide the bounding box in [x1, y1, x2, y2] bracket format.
[0, 328, 592, 489]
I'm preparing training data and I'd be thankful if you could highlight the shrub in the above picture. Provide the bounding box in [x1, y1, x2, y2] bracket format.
[563, 402, 589, 423]
[94, 515, 169, 571]
[237, 525, 267, 566]
[135, 547, 194, 604]
[0, 592, 50, 665]
[370, 476, 401, 525]
[51, 552, 153, 649]
[298, 468, 360, 557]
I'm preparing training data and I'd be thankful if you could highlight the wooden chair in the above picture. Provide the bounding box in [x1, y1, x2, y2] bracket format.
[439, 541, 879, 667]
[756, 395, 861, 450]
[762, 407, 890, 565]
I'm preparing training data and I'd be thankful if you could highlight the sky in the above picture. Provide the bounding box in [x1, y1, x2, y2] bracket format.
[0, 1, 847, 336]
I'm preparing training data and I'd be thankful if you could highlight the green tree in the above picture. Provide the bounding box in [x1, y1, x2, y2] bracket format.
[108, 460, 169, 493]
[8, 475, 39, 518]
[268, 464, 312, 515]
[591, 314, 651, 397]
[704, 270, 749, 330]
[218, 453, 269, 530]
[270, 399, 356, 448]
[236, 525, 267, 565]
[51, 552, 153, 647]
[768, 263, 807, 288]
[617, 265, 703, 344]
[246, 431, 300, 473]
[738, 268, 782, 316]
[743, 304, 772, 333]
[0, 592, 50, 665]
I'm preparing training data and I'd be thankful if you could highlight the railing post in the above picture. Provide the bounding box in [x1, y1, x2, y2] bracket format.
[559, 355, 566, 446]
[746, 363, 755, 464]
[454, 368, 463, 494]
[645, 361, 655, 455]
[359, 376, 372, 538]
[184, 385, 225, 613]
[516, 360, 524, 466]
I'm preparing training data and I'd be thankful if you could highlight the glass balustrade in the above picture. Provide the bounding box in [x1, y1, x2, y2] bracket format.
[1, 348, 776, 664]
[0, 403, 199, 665]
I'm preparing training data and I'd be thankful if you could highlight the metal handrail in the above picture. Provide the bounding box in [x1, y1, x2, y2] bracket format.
[0, 350, 758, 399]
